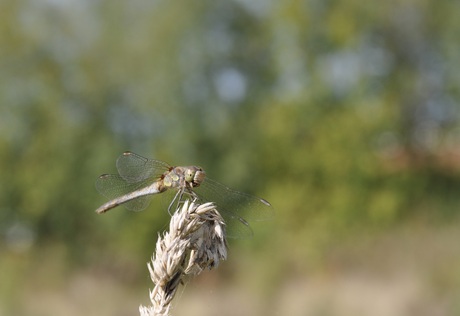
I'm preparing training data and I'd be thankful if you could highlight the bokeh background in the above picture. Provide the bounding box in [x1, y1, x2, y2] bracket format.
[1, 0, 460, 315]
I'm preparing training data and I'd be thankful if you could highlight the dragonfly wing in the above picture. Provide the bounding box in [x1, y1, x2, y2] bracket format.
[116, 151, 170, 183]
[95, 174, 152, 212]
[193, 178, 274, 238]
[174, 188, 254, 238]
[219, 210, 254, 238]
[196, 178, 274, 222]
[123, 196, 151, 212]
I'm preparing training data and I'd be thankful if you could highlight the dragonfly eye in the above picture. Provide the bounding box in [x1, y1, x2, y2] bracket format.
[184, 169, 195, 183]
[192, 169, 206, 187]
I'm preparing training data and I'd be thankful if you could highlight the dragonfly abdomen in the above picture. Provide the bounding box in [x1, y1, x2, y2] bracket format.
[96, 181, 164, 214]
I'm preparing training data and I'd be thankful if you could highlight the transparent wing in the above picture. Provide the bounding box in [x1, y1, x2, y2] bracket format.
[193, 178, 274, 238]
[221, 213, 254, 239]
[95, 174, 153, 211]
[116, 151, 170, 183]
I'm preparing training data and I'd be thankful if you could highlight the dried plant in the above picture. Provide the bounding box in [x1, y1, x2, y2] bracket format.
[139, 199, 228, 316]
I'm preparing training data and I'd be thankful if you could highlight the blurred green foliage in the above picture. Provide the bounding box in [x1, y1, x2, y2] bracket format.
[1, 0, 460, 280]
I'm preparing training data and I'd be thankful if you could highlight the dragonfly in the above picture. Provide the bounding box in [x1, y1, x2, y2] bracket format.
[95, 152, 274, 238]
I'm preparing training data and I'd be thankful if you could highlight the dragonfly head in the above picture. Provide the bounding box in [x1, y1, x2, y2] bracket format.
[185, 166, 205, 188]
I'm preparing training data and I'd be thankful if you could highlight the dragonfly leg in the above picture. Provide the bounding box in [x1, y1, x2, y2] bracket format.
[167, 189, 183, 215]
[167, 189, 199, 215]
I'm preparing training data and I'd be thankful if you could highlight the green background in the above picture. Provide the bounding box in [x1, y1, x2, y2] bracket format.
[1, 0, 460, 315]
